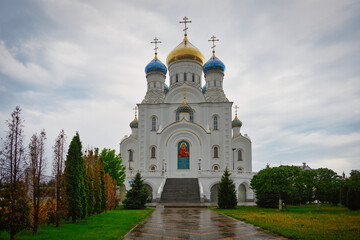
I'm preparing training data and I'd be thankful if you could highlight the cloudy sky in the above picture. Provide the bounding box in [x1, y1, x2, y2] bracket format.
[0, 0, 359, 176]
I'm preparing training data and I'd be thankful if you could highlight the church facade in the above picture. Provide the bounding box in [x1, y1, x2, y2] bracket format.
[120, 18, 254, 202]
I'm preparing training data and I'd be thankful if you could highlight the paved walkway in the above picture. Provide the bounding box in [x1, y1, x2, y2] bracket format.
[124, 205, 286, 240]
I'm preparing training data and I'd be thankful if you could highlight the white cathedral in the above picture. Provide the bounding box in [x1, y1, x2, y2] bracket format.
[120, 17, 254, 203]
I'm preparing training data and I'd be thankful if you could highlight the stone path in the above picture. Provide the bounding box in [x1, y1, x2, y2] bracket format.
[124, 205, 286, 240]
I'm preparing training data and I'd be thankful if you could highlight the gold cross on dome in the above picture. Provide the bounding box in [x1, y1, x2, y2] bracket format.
[183, 87, 187, 103]
[233, 105, 239, 116]
[150, 37, 161, 59]
[133, 106, 138, 118]
[208, 35, 219, 56]
[179, 16, 192, 36]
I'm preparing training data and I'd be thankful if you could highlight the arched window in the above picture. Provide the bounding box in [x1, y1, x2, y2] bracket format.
[214, 81, 216, 87]
[150, 165, 156, 171]
[237, 150, 242, 161]
[189, 112, 194, 122]
[151, 147, 156, 158]
[151, 116, 156, 131]
[128, 149, 133, 161]
[213, 164, 220, 171]
[213, 116, 218, 130]
[213, 146, 219, 158]
[176, 74, 178, 82]
[192, 73, 195, 82]
[153, 82, 156, 88]
[184, 73, 187, 81]
[176, 111, 180, 121]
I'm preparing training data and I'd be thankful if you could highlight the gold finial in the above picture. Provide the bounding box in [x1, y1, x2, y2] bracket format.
[233, 105, 239, 117]
[179, 16, 192, 38]
[133, 106, 138, 119]
[150, 37, 161, 60]
[208, 35, 219, 58]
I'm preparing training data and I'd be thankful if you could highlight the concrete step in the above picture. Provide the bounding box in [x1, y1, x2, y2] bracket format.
[160, 178, 200, 203]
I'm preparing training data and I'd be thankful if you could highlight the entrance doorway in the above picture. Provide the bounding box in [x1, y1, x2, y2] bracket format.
[210, 183, 219, 203]
[238, 184, 246, 202]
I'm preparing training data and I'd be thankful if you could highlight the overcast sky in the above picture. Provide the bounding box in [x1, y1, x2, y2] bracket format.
[1, 0, 359, 176]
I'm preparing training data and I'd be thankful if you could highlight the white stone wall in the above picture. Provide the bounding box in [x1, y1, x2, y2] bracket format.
[120, 60, 254, 201]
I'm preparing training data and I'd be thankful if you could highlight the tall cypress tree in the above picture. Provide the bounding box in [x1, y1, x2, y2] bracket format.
[99, 156, 107, 212]
[64, 132, 86, 222]
[218, 167, 237, 209]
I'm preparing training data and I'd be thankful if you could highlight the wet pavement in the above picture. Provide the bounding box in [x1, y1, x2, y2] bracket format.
[124, 205, 286, 240]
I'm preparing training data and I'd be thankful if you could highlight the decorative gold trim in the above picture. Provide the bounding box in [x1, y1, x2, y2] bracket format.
[165, 129, 202, 146]
[158, 117, 211, 135]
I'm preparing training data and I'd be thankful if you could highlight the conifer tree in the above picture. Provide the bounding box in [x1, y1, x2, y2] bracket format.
[123, 172, 148, 209]
[93, 149, 102, 214]
[64, 132, 86, 222]
[99, 156, 107, 212]
[218, 167, 237, 209]
[83, 150, 95, 216]
[52, 130, 66, 226]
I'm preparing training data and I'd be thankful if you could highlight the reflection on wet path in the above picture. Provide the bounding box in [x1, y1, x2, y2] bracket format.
[125, 205, 286, 239]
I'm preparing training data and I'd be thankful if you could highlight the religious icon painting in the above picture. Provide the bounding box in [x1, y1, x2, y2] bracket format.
[178, 140, 190, 169]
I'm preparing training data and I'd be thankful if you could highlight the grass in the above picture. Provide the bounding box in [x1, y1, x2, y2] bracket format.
[0, 206, 154, 240]
[214, 204, 360, 240]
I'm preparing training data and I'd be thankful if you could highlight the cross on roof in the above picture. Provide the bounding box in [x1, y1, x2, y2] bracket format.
[150, 37, 161, 59]
[183, 87, 187, 103]
[233, 105, 239, 116]
[179, 16, 192, 37]
[133, 106, 138, 118]
[208, 35, 219, 57]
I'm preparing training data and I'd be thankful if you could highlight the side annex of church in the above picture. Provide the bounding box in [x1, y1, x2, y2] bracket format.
[120, 17, 254, 203]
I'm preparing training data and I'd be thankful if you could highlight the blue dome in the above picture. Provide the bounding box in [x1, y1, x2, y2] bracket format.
[202, 85, 206, 93]
[164, 84, 169, 94]
[145, 58, 167, 75]
[203, 56, 225, 74]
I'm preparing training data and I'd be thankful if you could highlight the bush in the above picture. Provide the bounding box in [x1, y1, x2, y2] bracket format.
[256, 192, 278, 208]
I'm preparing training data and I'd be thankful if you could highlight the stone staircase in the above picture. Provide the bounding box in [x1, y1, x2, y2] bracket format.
[160, 178, 200, 203]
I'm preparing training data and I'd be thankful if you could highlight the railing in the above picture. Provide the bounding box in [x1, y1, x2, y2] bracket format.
[197, 170, 255, 178]
[126, 170, 164, 178]
[125, 170, 256, 178]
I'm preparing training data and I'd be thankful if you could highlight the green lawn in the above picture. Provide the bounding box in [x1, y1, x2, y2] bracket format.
[214, 204, 360, 240]
[0, 206, 154, 240]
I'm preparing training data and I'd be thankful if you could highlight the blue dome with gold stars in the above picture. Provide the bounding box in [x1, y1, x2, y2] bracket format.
[145, 58, 167, 75]
[203, 56, 225, 75]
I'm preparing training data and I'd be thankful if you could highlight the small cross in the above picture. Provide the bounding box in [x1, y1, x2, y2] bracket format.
[183, 87, 187, 102]
[208, 35, 219, 56]
[233, 105, 239, 116]
[179, 16, 192, 36]
[133, 106, 138, 118]
[150, 37, 161, 59]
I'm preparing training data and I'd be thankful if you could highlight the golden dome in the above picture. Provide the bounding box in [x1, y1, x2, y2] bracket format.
[166, 36, 205, 66]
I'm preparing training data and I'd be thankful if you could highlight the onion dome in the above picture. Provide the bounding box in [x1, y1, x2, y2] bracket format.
[166, 36, 205, 66]
[176, 88, 193, 113]
[232, 115, 242, 128]
[129, 116, 138, 128]
[164, 84, 169, 94]
[202, 85, 206, 93]
[203, 55, 225, 75]
[145, 57, 167, 75]
[177, 102, 193, 113]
